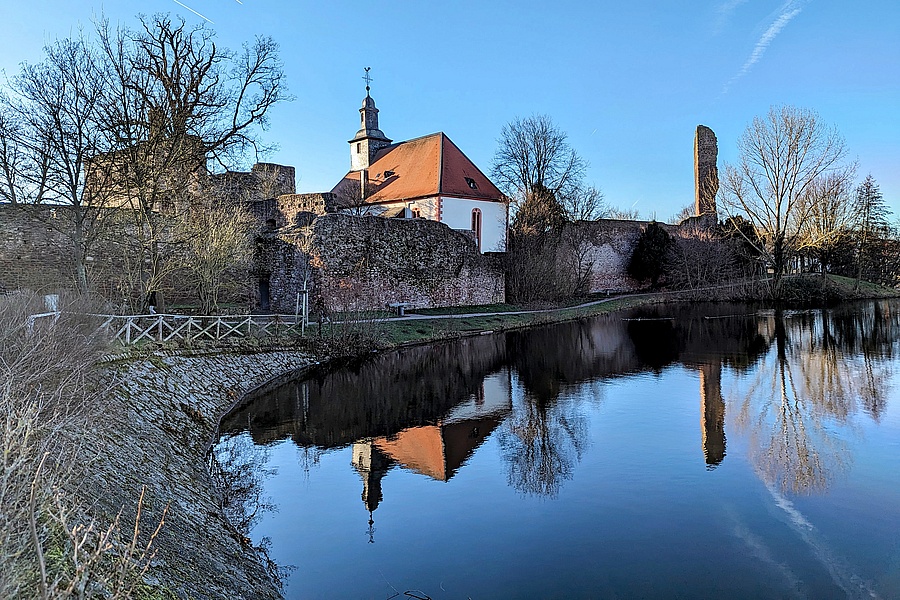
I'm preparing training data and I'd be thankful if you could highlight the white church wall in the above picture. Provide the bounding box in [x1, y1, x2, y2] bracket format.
[439, 197, 507, 252]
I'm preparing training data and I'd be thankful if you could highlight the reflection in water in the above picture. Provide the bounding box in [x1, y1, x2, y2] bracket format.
[348, 375, 512, 539]
[213, 301, 900, 597]
[209, 435, 291, 588]
[497, 385, 590, 498]
[217, 301, 899, 520]
[700, 362, 726, 467]
[733, 305, 899, 494]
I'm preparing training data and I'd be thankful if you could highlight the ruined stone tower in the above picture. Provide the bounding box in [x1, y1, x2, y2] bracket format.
[694, 125, 718, 221]
[699, 362, 725, 466]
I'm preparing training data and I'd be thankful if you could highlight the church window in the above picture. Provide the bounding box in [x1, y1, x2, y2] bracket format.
[465, 177, 478, 190]
[471, 208, 482, 252]
[356, 143, 361, 153]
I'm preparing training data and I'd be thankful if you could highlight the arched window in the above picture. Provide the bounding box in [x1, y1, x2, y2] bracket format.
[471, 208, 482, 252]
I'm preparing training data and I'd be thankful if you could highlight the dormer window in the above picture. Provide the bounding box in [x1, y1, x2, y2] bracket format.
[384, 170, 395, 177]
[465, 177, 478, 190]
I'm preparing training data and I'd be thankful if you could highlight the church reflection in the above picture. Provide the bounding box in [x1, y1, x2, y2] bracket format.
[350, 374, 512, 538]
[217, 300, 898, 527]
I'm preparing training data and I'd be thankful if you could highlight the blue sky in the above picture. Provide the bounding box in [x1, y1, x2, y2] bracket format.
[1, 0, 897, 220]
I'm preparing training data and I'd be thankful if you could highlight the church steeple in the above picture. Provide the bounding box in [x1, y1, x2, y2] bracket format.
[349, 68, 392, 171]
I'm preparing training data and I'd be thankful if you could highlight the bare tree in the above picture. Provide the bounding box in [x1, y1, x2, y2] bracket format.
[95, 14, 287, 308]
[605, 205, 640, 220]
[564, 184, 607, 221]
[669, 203, 694, 225]
[491, 114, 586, 215]
[719, 105, 850, 296]
[177, 188, 256, 315]
[1, 36, 117, 291]
[796, 169, 858, 281]
[0, 99, 31, 205]
[332, 178, 379, 216]
[668, 229, 738, 290]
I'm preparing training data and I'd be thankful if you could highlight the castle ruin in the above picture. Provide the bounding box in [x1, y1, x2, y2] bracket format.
[694, 125, 718, 221]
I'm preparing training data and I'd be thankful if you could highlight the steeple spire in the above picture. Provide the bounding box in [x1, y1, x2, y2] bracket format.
[363, 67, 372, 96]
[349, 68, 392, 171]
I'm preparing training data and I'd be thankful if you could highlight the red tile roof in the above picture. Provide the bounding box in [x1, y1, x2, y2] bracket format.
[331, 132, 504, 204]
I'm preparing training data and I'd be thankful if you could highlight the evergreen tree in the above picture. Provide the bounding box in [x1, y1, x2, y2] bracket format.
[628, 221, 674, 288]
[854, 175, 892, 286]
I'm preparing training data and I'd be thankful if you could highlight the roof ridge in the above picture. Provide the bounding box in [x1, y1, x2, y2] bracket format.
[392, 131, 444, 146]
[441, 135, 503, 198]
[437, 132, 445, 195]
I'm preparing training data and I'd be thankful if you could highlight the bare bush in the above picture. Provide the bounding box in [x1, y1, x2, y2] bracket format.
[0, 292, 165, 599]
[668, 227, 741, 290]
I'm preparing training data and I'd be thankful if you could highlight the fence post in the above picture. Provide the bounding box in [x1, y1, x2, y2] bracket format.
[301, 287, 309, 336]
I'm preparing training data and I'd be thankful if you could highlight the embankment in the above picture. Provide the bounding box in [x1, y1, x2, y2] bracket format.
[86, 349, 315, 599]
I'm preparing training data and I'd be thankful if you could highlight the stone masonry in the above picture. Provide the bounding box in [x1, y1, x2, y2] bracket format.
[694, 125, 719, 220]
[306, 214, 505, 312]
[84, 349, 317, 599]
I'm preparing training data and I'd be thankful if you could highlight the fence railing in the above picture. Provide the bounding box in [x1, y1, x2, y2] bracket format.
[97, 313, 305, 345]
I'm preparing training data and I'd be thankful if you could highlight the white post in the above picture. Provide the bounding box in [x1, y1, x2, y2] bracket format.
[301, 284, 309, 336]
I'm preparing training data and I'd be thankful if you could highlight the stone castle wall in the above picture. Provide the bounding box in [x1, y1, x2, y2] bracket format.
[0, 204, 251, 310]
[0, 205, 78, 294]
[563, 219, 647, 293]
[305, 214, 504, 312]
[563, 218, 711, 294]
[246, 193, 337, 229]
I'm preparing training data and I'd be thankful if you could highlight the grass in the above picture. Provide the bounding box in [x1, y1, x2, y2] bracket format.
[778, 273, 900, 305]
[406, 292, 622, 317]
[825, 274, 900, 298]
[104, 275, 899, 359]
[376, 296, 655, 347]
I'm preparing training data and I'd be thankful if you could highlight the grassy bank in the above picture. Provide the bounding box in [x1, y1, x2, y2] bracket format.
[377, 296, 652, 346]
[111, 275, 899, 360]
[369, 275, 899, 349]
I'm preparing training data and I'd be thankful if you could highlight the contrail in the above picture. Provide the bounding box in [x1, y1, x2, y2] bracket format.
[715, 0, 750, 31]
[172, 0, 214, 23]
[766, 483, 881, 599]
[722, 1, 805, 93]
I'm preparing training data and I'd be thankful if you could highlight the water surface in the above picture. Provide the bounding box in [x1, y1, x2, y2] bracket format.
[216, 302, 900, 599]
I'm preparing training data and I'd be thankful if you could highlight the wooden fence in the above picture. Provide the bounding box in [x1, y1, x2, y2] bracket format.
[98, 313, 306, 345]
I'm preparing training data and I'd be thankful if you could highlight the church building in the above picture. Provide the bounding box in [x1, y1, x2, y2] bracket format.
[330, 84, 508, 253]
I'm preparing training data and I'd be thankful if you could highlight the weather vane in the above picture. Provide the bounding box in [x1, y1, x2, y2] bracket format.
[363, 67, 372, 95]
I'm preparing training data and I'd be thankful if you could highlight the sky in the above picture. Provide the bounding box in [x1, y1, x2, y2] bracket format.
[1, 0, 897, 221]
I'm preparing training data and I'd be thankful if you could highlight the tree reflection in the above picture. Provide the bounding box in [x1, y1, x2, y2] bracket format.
[497, 387, 589, 498]
[210, 434, 275, 536]
[209, 434, 293, 588]
[733, 307, 894, 494]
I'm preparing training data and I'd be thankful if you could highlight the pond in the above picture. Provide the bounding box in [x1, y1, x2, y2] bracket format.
[215, 302, 900, 599]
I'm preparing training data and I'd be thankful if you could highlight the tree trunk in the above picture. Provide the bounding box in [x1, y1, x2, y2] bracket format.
[73, 216, 89, 293]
